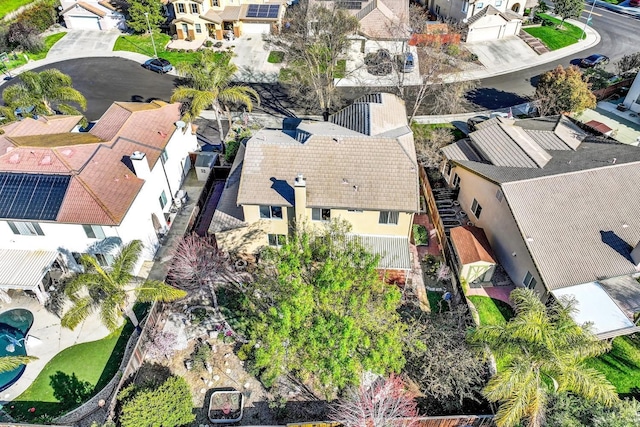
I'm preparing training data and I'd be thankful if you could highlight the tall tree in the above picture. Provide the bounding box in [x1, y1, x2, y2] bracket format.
[329, 375, 419, 427]
[469, 288, 618, 427]
[240, 221, 407, 396]
[171, 51, 259, 142]
[266, 0, 359, 113]
[535, 65, 596, 116]
[126, 0, 165, 34]
[2, 69, 87, 118]
[553, 0, 584, 28]
[61, 240, 187, 332]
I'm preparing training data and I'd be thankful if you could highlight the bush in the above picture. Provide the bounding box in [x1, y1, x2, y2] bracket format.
[7, 21, 43, 53]
[214, 41, 223, 48]
[445, 44, 460, 57]
[412, 224, 429, 245]
[541, 18, 555, 27]
[118, 376, 195, 427]
[225, 138, 241, 163]
[267, 50, 285, 63]
[204, 40, 213, 47]
[191, 342, 212, 371]
[18, 1, 56, 32]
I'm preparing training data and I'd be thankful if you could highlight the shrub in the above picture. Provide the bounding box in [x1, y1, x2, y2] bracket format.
[412, 224, 429, 245]
[214, 41, 223, 48]
[7, 21, 43, 53]
[191, 342, 212, 371]
[205, 40, 213, 47]
[541, 18, 555, 27]
[267, 50, 285, 63]
[118, 376, 195, 427]
[445, 44, 460, 57]
[18, 1, 56, 32]
[225, 138, 240, 163]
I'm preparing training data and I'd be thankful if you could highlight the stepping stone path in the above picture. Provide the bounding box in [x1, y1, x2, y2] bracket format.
[519, 30, 550, 55]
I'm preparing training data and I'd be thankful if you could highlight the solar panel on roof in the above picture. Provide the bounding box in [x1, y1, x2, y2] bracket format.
[267, 5, 280, 18]
[0, 173, 70, 221]
[246, 4, 280, 18]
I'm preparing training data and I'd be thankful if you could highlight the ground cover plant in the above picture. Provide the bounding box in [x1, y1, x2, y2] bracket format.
[523, 14, 583, 50]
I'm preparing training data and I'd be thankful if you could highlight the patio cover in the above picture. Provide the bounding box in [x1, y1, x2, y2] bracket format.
[0, 249, 59, 290]
[346, 234, 411, 270]
[552, 281, 640, 339]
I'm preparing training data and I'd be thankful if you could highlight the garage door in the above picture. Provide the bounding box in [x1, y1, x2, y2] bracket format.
[67, 16, 101, 30]
[466, 26, 501, 43]
[242, 23, 271, 34]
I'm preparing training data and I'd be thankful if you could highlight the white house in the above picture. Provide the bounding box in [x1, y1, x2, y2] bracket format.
[622, 71, 640, 114]
[0, 101, 198, 302]
[60, 0, 127, 30]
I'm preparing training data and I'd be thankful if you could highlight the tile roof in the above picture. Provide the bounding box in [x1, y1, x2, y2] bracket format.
[0, 102, 183, 225]
[219, 6, 242, 21]
[62, 1, 107, 17]
[466, 5, 521, 27]
[201, 9, 222, 23]
[450, 226, 496, 265]
[502, 162, 640, 290]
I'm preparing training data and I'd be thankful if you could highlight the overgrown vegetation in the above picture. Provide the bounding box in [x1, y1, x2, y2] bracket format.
[411, 122, 456, 168]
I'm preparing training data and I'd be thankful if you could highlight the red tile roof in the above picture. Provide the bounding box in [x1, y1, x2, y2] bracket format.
[450, 226, 497, 265]
[0, 102, 183, 225]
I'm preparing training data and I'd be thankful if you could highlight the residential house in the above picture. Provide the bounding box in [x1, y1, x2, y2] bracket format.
[426, 0, 536, 42]
[439, 115, 640, 338]
[209, 93, 419, 281]
[60, 0, 127, 30]
[622, 71, 640, 114]
[308, 0, 409, 39]
[0, 101, 198, 302]
[164, 0, 285, 40]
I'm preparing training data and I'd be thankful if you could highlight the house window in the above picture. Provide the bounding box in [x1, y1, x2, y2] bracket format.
[259, 205, 283, 219]
[435, 5, 440, 14]
[160, 149, 169, 164]
[195, 23, 202, 33]
[312, 208, 331, 221]
[177, 3, 185, 13]
[94, 253, 115, 267]
[190, 3, 199, 13]
[471, 199, 482, 219]
[495, 189, 503, 202]
[7, 221, 44, 236]
[159, 190, 168, 209]
[462, 1, 469, 12]
[444, 162, 452, 177]
[452, 173, 460, 188]
[523, 271, 537, 289]
[347, 209, 363, 213]
[495, 0, 502, 6]
[268, 234, 286, 247]
[379, 211, 399, 225]
[210, 0, 219, 6]
[83, 225, 106, 239]
[476, 2, 484, 8]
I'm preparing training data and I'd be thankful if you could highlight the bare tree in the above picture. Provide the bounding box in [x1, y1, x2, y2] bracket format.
[615, 51, 640, 76]
[330, 374, 420, 427]
[414, 126, 454, 168]
[265, 0, 359, 113]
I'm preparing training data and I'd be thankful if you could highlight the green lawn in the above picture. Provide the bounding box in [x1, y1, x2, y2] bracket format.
[0, 33, 67, 75]
[7, 311, 143, 422]
[0, 0, 35, 19]
[468, 296, 514, 326]
[587, 334, 640, 395]
[113, 33, 220, 66]
[523, 14, 584, 50]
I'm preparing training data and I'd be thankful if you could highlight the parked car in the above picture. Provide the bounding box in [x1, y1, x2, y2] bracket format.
[142, 58, 173, 74]
[396, 52, 415, 73]
[467, 115, 489, 132]
[580, 54, 609, 68]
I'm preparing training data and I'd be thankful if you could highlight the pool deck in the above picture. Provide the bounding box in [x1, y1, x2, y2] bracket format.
[0, 293, 110, 402]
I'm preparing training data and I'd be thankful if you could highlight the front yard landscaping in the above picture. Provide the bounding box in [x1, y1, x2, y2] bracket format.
[587, 334, 640, 396]
[523, 14, 584, 50]
[1, 32, 67, 73]
[114, 34, 227, 65]
[267, 51, 284, 64]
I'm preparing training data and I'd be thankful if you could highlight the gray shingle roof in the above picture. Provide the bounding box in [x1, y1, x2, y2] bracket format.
[440, 139, 483, 162]
[208, 143, 246, 233]
[502, 162, 640, 290]
[330, 93, 410, 137]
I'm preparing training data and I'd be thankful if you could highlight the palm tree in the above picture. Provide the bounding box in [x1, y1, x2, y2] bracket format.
[2, 69, 87, 118]
[0, 356, 36, 373]
[170, 51, 259, 143]
[61, 240, 187, 332]
[469, 288, 618, 427]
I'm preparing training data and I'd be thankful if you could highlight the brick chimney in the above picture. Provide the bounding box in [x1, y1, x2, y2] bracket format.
[294, 173, 306, 223]
[130, 151, 151, 180]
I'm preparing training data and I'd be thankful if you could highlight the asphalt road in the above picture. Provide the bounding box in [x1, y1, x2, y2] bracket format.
[17, 57, 178, 121]
[471, 4, 639, 109]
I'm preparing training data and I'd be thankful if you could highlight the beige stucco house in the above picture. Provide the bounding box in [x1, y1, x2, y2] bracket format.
[61, 0, 127, 30]
[439, 115, 640, 338]
[209, 93, 419, 280]
[165, 0, 285, 40]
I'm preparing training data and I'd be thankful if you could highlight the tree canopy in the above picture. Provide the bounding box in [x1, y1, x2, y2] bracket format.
[469, 288, 618, 427]
[240, 222, 406, 396]
[118, 375, 195, 427]
[553, 0, 584, 26]
[546, 393, 640, 427]
[126, 0, 165, 34]
[535, 65, 596, 116]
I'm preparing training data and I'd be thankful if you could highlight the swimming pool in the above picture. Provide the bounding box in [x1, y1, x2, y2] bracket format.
[0, 309, 34, 392]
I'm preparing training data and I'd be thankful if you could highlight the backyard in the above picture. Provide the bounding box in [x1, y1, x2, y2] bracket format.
[467, 296, 513, 326]
[587, 334, 640, 397]
[523, 14, 584, 50]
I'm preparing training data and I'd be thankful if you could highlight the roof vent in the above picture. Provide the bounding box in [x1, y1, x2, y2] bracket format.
[9, 153, 20, 164]
[39, 155, 52, 165]
[61, 148, 73, 157]
[131, 151, 145, 160]
[175, 121, 186, 129]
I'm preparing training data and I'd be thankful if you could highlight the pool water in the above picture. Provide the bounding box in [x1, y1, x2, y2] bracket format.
[0, 309, 34, 392]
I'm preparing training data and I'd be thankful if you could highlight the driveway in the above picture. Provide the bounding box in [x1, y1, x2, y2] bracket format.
[47, 29, 121, 58]
[465, 35, 538, 70]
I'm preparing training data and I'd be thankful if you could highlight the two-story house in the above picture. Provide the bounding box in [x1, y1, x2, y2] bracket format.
[426, 0, 537, 42]
[439, 115, 640, 338]
[0, 101, 198, 302]
[209, 93, 419, 282]
[165, 0, 285, 40]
